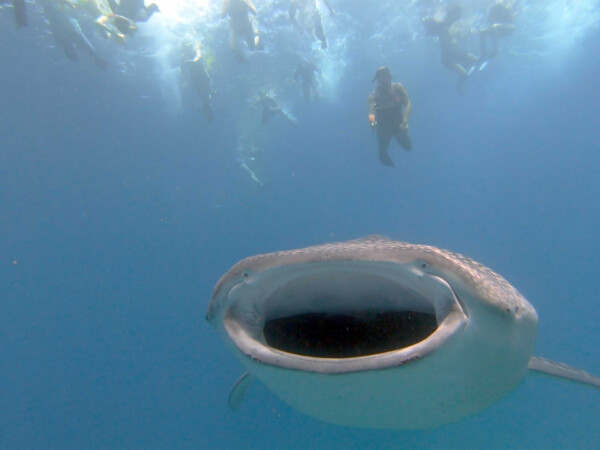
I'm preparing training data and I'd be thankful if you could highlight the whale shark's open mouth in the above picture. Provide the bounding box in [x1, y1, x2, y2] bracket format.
[263, 309, 438, 358]
[222, 262, 467, 373]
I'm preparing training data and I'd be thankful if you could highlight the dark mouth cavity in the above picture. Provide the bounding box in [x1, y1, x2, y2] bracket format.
[264, 309, 438, 358]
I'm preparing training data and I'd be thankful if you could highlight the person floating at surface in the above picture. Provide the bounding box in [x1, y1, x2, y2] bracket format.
[182, 40, 214, 122]
[289, 0, 335, 49]
[294, 60, 320, 103]
[221, 0, 262, 61]
[75, 0, 137, 44]
[422, 5, 479, 94]
[253, 90, 296, 126]
[108, 0, 159, 24]
[368, 66, 412, 168]
[40, 0, 108, 69]
[0, 0, 28, 27]
[479, 0, 516, 61]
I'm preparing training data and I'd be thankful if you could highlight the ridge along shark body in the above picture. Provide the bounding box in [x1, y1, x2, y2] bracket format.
[206, 236, 600, 429]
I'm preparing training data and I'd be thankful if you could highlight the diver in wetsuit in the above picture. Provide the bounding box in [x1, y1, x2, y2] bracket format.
[221, 0, 262, 61]
[183, 41, 214, 122]
[367, 67, 412, 168]
[294, 60, 320, 103]
[289, 0, 335, 49]
[422, 5, 479, 94]
[479, 0, 516, 60]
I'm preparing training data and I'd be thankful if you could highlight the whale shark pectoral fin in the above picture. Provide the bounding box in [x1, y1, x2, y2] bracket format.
[529, 356, 600, 389]
[228, 372, 255, 410]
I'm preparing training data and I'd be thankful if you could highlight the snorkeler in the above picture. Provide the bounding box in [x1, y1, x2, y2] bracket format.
[479, 0, 516, 61]
[294, 60, 320, 103]
[74, 0, 137, 44]
[253, 90, 296, 126]
[40, 0, 108, 69]
[289, 0, 335, 50]
[221, 0, 262, 61]
[368, 67, 412, 168]
[0, 0, 27, 27]
[422, 5, 479, 94]
[182, 40, 214, 122]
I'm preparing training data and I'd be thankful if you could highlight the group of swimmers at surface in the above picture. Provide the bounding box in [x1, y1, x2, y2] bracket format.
[2, 0, 517, 169]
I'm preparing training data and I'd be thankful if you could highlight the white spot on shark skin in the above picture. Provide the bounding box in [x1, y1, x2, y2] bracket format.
[207, 235, 600, 429]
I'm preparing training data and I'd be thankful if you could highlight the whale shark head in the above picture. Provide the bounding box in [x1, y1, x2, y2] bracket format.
[206, 235, 539, 429]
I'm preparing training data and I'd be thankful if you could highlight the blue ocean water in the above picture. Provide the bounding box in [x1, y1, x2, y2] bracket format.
[1, 0, 599, 448]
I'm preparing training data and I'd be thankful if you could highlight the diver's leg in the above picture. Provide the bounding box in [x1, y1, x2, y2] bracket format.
[314, 15, 327, 49]
[394, 128, 412, 151]
[12, 0, 27, 27]
[377, 129, 394, 167]
[229, 28, 244, 61]
[59, 38, 78, 62]
[202, 99, 214, 121]
[261, 109, 272, 125]
[72, 20, 108, 68]
[453, 64, 469, 94]
[490, 23, 515, 56]
[479, 28, 490, 59]
[244, 28, 255, 51]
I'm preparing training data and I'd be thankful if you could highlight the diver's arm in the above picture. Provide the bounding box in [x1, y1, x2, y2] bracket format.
[401, 86, 411, 125]
[289, 1, 300, 28]
[368, 93, 376, 127]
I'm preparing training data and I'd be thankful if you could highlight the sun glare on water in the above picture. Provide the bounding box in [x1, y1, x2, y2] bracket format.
[153, 0, 214, 28]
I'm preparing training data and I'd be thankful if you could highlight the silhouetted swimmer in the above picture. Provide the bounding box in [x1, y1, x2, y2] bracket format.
[479, 0, 516, 61]
[423, 6, 479, 94]
[253, 90, 296, 126]
[183, 41, 214, 122]
[368, 67, 412, 168]
[75, 0, 136, 44]
[294, 61, 320, 103]
[289, 0, 335, 49]
[221, 0, 262, 61]
[41, 0, 108, 69]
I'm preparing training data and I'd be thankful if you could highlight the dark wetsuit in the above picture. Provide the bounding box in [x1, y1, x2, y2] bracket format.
[368, 82, 412, 166]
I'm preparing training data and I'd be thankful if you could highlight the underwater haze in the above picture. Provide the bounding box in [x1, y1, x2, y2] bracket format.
[1, 0, 599, 448]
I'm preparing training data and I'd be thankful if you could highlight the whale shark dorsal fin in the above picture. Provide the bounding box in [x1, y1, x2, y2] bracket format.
[228, 372, 255, 410]
[529, 356, 600, 388]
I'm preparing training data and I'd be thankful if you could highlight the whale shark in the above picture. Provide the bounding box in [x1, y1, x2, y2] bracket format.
[206, 235, 600, 429]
